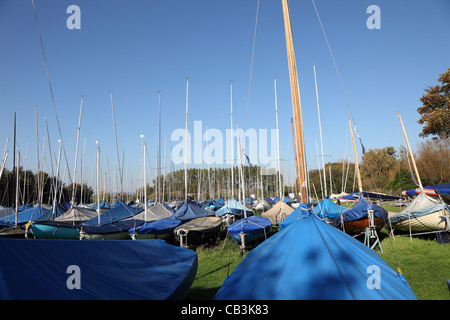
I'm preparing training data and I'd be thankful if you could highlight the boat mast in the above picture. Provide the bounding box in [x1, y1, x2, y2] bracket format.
[230, 81, 234, 198]
[274, 77, 282, 199]
[281, 0, 308, 203]
[314, 65, 327, 198]
[144, 141, 147, 221]
[96, 142, 100, 225]
[110, 91, 123, 202]
[35, 106, 41, 205]
[52, 143, 62, 220]
[290, 118, 301, 195]
[71, 96, 83, 207]
[15, 152, 20, 227]
[157, 91, 161, 202]
[397, 112, 423, 192]
[348, 116, 363, 193]
[185, 77, 189, 201]
[163, 133, 167, 202]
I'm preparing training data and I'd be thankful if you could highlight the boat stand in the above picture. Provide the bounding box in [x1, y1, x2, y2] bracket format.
[364, 209, 383, 253]
[177, 229, 189, 248]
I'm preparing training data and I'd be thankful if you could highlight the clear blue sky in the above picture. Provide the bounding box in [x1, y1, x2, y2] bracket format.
[1, 0, 449, 193]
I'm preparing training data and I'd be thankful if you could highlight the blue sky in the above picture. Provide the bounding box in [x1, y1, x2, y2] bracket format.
[1, 0, 449, 193]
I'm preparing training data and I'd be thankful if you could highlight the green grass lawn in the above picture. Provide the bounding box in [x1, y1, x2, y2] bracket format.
[185, 221, 450, 300]
[376, 231, 450, 300]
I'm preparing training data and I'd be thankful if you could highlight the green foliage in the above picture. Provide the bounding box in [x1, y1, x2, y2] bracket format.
[137, 165, 284, 202]
[0, 167, 93, 206]
[418, 68, 450, 140]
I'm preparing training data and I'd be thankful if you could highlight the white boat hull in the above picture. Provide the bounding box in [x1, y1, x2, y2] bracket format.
[390, 209, 448, 233]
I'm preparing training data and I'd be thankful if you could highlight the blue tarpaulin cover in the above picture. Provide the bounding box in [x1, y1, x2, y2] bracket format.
[215, 197, 254, 217]
[227, 216, 271, 237]
[436, 183, 450, 195]
[130, 217, 181, 235]
[82, 203, 142, 226]
[82, 219, 145, 235]
[215, 212, 417, 300]
[313, 198, 347, 220]
[279, 203, 312, 230]
[0, 238, 198, 300]
[334, 197, 388, 227]
[172, 200, 211, 222]
[0, 205, 49, 225]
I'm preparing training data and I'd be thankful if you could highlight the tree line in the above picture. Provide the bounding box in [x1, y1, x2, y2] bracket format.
[135, 165, 285, 203]
[0, 167, 93, 208]
[308, 138, 449, 198]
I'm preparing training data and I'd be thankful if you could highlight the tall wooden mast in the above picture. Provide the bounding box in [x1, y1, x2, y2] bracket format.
[282, 0, 307, 203]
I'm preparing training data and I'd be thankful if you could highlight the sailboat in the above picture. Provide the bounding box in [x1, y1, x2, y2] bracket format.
[261, 200, 294, 224]
[170, 79, 223, 247]
[215, 0, 416, 300]
[334, 117, 388, 236]
[225, 131, 271, 251]
[389, 112, 450, 234]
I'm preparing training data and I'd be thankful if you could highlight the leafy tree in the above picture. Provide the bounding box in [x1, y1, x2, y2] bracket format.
[417, 68, 450, 139]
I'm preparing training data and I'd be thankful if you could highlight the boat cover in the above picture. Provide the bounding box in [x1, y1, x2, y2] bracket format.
[215, 212, 417, 300]
[313, 198, 348, 220]
[436, 183, 450, 195]
[227, 216, 271, 237]
[132, 203, 172, 222]
[334, 197, 388, 227]
[82, 219, 145, 235]
[130, 217, 181, 235]
[0, 238, 197, 300]
[261, 201, 294, 224]
[172, 200, 211, 222]
[0, 205, 50, 225]
[91, 201, 111, 210]
[82, 203, 142, 226]
[31, 205, 84, 223]
[279, 203, 313, 229]
[174, 216, 222, 233]
[215, 197, 254, 217]
[389, 191, 450, 224]
[0, 207, 15, 219]
[202, 199, 222, 211]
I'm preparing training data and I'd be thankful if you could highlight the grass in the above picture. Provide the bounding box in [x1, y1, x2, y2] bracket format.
[376, 231, 450, 300]
[185, 235, 247, 300]
[183, 214, 450, 300]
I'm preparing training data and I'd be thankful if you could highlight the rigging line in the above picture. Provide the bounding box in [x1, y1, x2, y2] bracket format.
[311, 0, 356, 126]
[31, 0, 72, 185]
[244, 0, 260, 131]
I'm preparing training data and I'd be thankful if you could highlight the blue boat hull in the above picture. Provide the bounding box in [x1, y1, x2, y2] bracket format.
[29, 223, 81, 240]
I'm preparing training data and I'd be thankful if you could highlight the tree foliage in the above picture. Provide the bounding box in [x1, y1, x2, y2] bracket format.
[417, 68, 450, 139]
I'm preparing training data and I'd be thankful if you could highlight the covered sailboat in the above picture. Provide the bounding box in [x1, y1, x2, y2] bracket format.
[80, 203, 143, 240]
[29, 205, 98, 239]
[261, 200, 294, 224]
[227, 216, 272, 250]
[172, 200, 212, 222]
[214, 211, 417, 300]
[0, 238, 197, 300]
[389, 112, 450, 234]
[313, 197, 348, 223]
[334, 197, 388, 235]
[129, 217, 181, 240]
[174, 216, 222, 247]
[389, 191, 449, 233]
[215, 197, 254, 218]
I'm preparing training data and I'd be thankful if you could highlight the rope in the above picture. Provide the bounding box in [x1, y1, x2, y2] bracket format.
[244, 0, 260, 131]
[30, 0, 72, 185]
